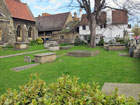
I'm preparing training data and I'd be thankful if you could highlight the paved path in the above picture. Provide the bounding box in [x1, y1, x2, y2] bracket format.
[0, 49, 47, 59]
[102, 83, 140, 100]
[12, 63, 40, 71]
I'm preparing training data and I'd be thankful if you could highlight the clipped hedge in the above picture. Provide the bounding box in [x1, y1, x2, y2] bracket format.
[0, 74, 139, 105]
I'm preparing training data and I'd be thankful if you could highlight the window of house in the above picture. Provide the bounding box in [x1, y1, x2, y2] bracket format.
[128, 24, 131, 29]
[104, 24, 107, 28]
[82, 25, 86, 30]
[28, 27, 32, 38]
[0, 28, 2, 41]
[100, 25, 103, 29]
[60, 35, 64, 39]
[16, 25, 21, 37]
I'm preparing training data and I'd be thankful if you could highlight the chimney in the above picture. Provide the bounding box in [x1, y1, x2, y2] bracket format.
[107, 9, 112, 25]
[42, 13, 50, 17]
[79, 8, 82, 21]
[74, 12, 77, 18]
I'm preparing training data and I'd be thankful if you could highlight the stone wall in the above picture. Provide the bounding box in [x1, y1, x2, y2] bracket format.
[51, 33, 79, 44]
[13, 18, 38, 42]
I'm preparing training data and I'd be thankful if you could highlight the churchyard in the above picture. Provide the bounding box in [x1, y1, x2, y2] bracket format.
[0, 44, 140, 97]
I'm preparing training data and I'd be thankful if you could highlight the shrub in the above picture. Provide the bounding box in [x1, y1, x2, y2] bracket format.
[74, 38, 87, 46]
[29, 40, 37, 46]
[2, 45, 13, 49]
[98, 37, 104, 46]
[36, 38, 43, 44]
[0, 75, 139, 105]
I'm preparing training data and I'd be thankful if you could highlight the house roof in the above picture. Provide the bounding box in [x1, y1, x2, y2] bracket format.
[80, 12, 106, 25]
[80, 10, 128, 25]
[61, 21, 79, 33]
[36, 12, 70, 32]
[4, 0, 35, 21]
[112, 10, 128, 24]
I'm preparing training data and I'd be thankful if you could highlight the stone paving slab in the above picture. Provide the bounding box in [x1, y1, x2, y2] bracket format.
[12, 63, 40, 71]
[102, 83, 140, 100]
[0, 49, 47, 59]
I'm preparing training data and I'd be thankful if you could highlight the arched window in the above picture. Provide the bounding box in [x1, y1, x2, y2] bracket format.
[28, 27, 32, 38]
[16, 25, 21, 37]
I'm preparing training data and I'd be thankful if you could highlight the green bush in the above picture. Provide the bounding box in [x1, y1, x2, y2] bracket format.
[36, 38, 43, 44]
[98, 38, 104, 46]
[74, 38, 87, 46]
[0, 74, 139, 105]
[29, 40, 37, 46]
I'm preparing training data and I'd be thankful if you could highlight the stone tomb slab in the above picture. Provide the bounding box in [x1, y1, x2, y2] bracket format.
[34, 53, 56, 64]
[12, 63, 40, 72]
[60, 46, 73, 50]
[14, 42, 29, 50]
[119, 53, 129, 56]
[67, 50, 99, 57]
[102, 83, 140, 100]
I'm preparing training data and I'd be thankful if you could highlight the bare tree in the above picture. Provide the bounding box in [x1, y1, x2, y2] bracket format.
[67, 0, 140, 47]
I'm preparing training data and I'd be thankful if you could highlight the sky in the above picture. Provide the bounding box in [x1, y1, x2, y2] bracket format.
[21, 0, 116, 17]
[21, 0, 76, 17]
[21, 0, 140, 25]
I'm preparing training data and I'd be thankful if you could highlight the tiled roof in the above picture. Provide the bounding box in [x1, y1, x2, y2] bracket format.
[80, 10, 128, 25]
[36, 12, 70, 32]
[112, 10, 128, 24]
[80, 12, 106, 25]
[4, 0, 35, 21]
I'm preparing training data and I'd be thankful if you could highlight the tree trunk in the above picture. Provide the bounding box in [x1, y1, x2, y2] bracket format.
[89, 15, 96, 48]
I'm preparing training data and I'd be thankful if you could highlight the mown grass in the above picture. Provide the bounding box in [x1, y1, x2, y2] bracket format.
[0, 45, 140, 95]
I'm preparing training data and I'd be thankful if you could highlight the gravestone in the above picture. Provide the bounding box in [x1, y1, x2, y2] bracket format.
[24, 56, 31, 63]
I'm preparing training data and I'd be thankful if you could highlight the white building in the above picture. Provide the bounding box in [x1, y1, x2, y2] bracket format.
[79, 9, 133, 43]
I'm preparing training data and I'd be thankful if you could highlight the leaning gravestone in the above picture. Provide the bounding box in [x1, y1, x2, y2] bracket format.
[102, 83, 140, 100]
[24, 56, 31, 63]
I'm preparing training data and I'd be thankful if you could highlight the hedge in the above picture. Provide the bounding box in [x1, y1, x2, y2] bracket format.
[0, 74, 139, 105]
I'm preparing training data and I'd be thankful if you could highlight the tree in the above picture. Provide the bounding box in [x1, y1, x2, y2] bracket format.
[132, 24, 140, 36]
[67, 0, 140, 47]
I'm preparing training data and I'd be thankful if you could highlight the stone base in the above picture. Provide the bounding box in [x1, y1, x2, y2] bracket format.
[14, 42, 29, 50]
[119, 53, 129, 56]
[104, 44, 126, 51]
[48, 46, 60, 51]
[44, 41, 58, 49]
[67, 50, 99, 57]
[34, 53, 56, 64]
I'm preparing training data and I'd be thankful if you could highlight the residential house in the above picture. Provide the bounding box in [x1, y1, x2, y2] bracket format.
[36, 12, 79, 44]
[79, 9, 132, 43]
[0, 0, 38, 45]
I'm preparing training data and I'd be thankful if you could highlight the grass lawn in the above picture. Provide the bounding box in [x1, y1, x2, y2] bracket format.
[0, 45, 140, 95]
[0, 45, 44, 56]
